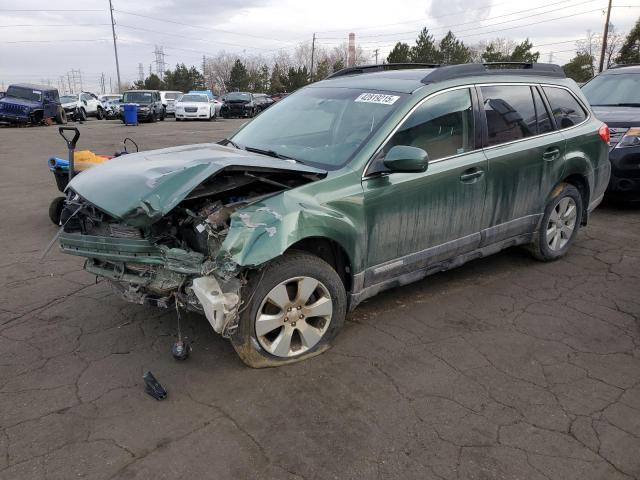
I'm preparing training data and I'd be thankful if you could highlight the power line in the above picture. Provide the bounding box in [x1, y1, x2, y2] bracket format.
[0, 9, 102, 12]
[113, 9, 295, 44]
[0, 23, 110, 28]
[116, 24, 275, 51]
[0, 38, 109, 44]
[319, 0, 596, 40]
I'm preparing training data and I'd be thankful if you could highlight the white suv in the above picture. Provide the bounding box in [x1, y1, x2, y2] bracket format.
[60, 92, 104, 120]
[160, 91, 183, 116]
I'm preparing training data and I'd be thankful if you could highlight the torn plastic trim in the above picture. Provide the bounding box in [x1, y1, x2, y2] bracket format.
[191, 276, 240, 335]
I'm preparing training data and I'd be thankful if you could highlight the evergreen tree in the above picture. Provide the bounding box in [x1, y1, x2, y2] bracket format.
[510, 39, 540, 63]
[315, 58, 331, 80]
[163, 63, 204, 92]
[228, 59, 249, 91]
[615, 17, 640, 64]
[332, 58, 345, 73]
[438, 31, 472, 64]
[269, 63, 285, 93]
[563, 53, 596, 82]
[410, 28, 439, 63]
[387, 42, 411, 63]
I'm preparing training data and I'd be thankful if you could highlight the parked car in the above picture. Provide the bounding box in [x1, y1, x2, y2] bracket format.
[160, 90, 182, 116]
[582, 64, 640, 201]
[103, 98, 122, 119]
[220, 92, 257, 118]
[99, 94, 122, 103]
[174, 93, 216, 121]
[60, 92, 105, 121]
[212, 96, 224, 116]
[56, 63, 609, 367]
[0, 84, 66, 125]
[254, 93, 275, 112]
[188, 89, 215, 100]
[122, 90, 164, 122]
[0, 91, 5, 99]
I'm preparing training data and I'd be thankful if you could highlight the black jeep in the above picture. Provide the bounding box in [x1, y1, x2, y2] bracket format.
[0, 84, 66, 125]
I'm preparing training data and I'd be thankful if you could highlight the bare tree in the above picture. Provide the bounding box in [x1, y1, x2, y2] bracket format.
[576, 30, 599, 77]
[205, 51, 236, 93]
[600, 23, 625, 69]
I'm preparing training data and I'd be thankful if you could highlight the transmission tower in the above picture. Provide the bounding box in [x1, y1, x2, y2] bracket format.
[153, 45, 166, 80]
[138, 63, 144, 83]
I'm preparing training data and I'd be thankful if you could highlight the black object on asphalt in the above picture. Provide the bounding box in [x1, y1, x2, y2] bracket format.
[171, 339, 192, 361]
[143, 371, 167, 400]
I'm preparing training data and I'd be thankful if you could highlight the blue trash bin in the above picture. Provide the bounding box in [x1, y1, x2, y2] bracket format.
[123, 104, 138, 125]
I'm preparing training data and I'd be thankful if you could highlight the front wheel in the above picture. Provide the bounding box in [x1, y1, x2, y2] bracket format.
[529, 183, 583, 261]
[54, 107, 67, 125]
[96, 107, 104, 120]
[160, 107, 166, 121]
[231, 251, 347, 368]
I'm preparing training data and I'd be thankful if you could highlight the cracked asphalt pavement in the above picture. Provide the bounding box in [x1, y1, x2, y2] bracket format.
[1, 119, 639, 480]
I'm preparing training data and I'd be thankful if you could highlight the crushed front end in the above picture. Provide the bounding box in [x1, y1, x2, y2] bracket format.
[59, 190, 244, 335]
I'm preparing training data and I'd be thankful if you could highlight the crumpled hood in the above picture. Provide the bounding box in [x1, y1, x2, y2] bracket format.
[67, 143, 326, 225]
[592, 106, 640, 128]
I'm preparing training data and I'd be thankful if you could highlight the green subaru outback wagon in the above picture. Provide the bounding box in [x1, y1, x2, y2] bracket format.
[58, 63, 610, 367]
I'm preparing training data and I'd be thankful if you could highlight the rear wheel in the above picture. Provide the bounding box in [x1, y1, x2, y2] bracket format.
[96, 107, 104, 120]
[160, 107, 166, 121]
[231, 251, 347, 368]
[529, 183, 583, 261]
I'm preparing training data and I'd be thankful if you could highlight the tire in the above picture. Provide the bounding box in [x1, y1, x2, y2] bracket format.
[231, 251, 347, 368]
[160, 107, 166, 121]
[529, 183, 583, 262]
[96, 107, 104, 120]
[77, 108, 87, 122]
[175, 117, 181, 122]
[54, 107, 67, 125]
[48, 196, 66, 225]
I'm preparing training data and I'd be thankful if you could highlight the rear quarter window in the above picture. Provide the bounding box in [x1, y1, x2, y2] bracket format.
[542, 86, 587, 129]
[481, 85, 538, 146]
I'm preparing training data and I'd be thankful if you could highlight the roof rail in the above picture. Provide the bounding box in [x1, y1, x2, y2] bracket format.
[607, 63, 640, 69]
[327, 63, 441, 79]
[421, 62, 565, 84]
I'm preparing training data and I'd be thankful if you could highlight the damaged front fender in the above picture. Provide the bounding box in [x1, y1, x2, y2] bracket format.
[218, 187, 363, 271]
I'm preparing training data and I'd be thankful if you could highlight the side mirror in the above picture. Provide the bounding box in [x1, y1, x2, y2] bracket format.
[383, 145, 429, 173]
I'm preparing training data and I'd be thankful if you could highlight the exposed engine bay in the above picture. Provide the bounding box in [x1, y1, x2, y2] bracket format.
[59, 166, 321, 336]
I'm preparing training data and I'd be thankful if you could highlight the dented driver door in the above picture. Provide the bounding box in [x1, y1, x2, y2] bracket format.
[361, 87, 487, 288]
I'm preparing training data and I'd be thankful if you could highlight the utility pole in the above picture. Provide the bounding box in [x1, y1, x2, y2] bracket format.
[310, 33, 316, 82]
[374, 48, 379, 64]
[548, 51, 554, 63]
[138, 63, 144, 83]
[108, 0, 122, 93]
[598, 0, 612, 73]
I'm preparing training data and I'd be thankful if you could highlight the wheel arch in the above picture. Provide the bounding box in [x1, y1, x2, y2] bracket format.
[285, 237, 353, 293]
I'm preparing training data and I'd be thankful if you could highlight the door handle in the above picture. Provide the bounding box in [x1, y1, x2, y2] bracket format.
[460, 168, 484, 183]
[543, 147, 561, 161]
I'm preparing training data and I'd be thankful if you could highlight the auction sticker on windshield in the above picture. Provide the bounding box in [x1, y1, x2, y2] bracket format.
[354, 93, 400, 105]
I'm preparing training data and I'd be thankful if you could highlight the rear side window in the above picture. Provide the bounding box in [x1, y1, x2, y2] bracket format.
[542, 87, 587, 129]
[481, 85, 537, 146]
[533, 88, 553, 134]
[383, 88, 475, 161]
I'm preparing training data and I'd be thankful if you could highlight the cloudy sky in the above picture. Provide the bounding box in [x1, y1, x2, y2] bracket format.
[1, 0, 638, 92]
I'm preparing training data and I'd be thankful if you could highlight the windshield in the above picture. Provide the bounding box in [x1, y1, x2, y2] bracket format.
[60, 95, 77, 104]
[582, 73, 640, 106]
[100, 95, 120, 102]
[179, 94, 208, 103]
[225, 92, 251, 101]
[123, 91, 153, 103]
[165, 92, 180, 100]
[6, 86, 42, 102]
[230, 86, 407, 169]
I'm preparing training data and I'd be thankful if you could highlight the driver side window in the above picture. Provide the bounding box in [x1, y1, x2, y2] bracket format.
[382, 88, 475, 163]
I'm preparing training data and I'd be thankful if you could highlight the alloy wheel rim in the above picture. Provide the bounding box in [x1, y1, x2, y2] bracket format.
[546, 197, 577, 251]
[255, 276, 333, 358]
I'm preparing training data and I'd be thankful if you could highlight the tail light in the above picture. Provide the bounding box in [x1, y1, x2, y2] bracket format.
[598, 124, 610, 145]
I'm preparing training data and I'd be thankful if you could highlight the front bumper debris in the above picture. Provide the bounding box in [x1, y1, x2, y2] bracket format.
[191, 276, 240, 334]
